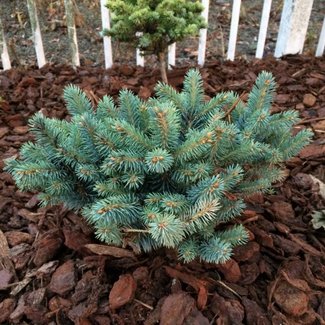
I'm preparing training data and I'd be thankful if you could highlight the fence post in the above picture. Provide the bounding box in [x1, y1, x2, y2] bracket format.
[198, 0, 210, 66]
[0, 18, 11, 70]
[26, 0, 46, 68]
[255, 0, 272, 59]
[64, 0, 80, 67]
[168, 43, 176, 69]
[100, 0, 113, 69]
[227, 0, 241, 61]
[274, 0, 314, 58]
[316, 17, 325, 57]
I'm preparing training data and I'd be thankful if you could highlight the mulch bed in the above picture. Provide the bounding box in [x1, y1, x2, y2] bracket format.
[0, 55, 325, 325]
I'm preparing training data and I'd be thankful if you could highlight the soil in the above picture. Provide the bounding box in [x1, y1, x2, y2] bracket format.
[0, 0, 324, 68]
[0, 55, 325, 324]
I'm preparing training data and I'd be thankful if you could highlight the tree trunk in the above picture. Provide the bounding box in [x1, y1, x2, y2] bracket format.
[158, 51, 168, 84]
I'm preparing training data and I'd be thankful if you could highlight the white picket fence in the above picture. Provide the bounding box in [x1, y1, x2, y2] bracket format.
[0, 0, 324, 71]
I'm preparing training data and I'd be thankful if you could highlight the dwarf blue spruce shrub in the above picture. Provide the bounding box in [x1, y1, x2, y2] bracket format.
[5, 70, 312, 264]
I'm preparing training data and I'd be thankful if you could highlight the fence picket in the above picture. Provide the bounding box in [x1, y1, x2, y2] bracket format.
[136, 32, 144, 67]
[26, 0, 46, 68]
[168, 43, 176, 69]
[0, 1, 322, 72]
[136, 48, 144, 66]
[316, 17, 325, 57]
[198, 0, 210, 66]
[100, 0, 113, 69]
[275, 0, 314, 57]
[255, 0, 272, 59]
[0, 18, 11, 70]
[227, 0, 241, 61]
[64, 0, 80, 67]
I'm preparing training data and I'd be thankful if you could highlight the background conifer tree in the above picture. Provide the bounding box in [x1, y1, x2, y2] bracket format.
[5, 70, 313, 264]
[104, 0, 206, 83]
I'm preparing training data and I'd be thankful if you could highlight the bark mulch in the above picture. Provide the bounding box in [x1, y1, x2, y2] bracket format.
[0, 55, 325, 325]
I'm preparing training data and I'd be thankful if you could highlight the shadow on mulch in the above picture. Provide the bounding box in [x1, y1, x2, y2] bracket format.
[0, 55, 325, 324]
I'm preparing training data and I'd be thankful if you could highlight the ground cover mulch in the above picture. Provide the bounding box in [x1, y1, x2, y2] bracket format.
[0, 55, 325, 324]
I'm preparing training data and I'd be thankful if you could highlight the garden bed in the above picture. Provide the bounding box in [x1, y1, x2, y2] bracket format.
[0, 55, 325, 324]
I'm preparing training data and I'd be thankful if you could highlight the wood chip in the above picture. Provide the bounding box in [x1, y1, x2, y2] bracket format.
[84, 244, 136, 259]
[0, 229, 10, 257]
[303, 93, 317, 107]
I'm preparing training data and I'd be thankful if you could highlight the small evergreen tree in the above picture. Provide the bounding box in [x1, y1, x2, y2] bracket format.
[104, 0, 206, 83]
[5, 71, 312, 264]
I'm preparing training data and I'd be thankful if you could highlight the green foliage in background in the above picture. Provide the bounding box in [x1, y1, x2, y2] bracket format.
[104, 0, 206, 82]
[5, 70, 312, 264]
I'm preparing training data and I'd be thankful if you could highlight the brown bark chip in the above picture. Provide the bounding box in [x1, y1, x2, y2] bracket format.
[270, 201, 295, 220]
[63, 228, 91, 252]
[233, 241, 260, 262]
[216, 258, 241, 283]
[109, 274, 137, 310]
[242, 297, 271, 325]
[1, 56, 325, 324]
[5, 231, 33, 246]
[48, 260, 76, 296]
[0, 298, 16, 323]
[0, 127, 9, 139]
[303, 94, 317, 107]
[299, 143, 325, 159]
[85, 244, 136, 259]
[0, 269, 14, 289]
[160, 292, 196, 325]
[210, 294, 244, 324]
[33, 229, 63, 266]
[273, 280, 309, 317]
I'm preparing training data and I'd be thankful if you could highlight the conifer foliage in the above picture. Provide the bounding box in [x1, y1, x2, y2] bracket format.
[104, 0, 206, 83]
[5, 71, 312, 264]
